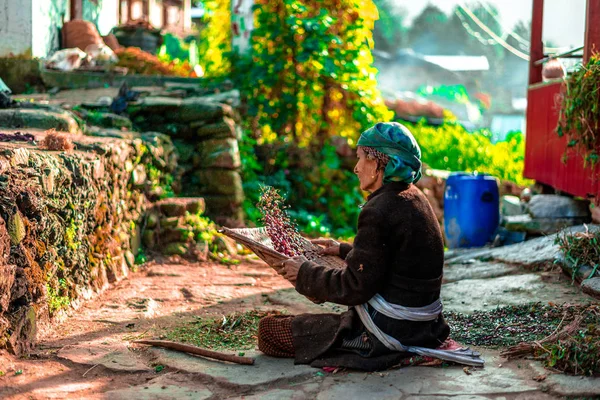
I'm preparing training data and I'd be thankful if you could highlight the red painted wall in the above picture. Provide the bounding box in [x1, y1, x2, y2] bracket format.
[525, 81, 600, 200]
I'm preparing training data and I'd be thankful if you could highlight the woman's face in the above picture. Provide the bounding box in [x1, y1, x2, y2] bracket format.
[354, 147, 383, 193]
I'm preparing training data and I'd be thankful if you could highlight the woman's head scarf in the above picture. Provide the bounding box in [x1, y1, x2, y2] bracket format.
[357, 122, 422, 184]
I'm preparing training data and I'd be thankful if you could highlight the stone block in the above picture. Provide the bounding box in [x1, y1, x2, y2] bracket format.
[197, 89, 241, 108]
[195, 138, 241, 169]
[203, 194, 245, 226]
[581, 277, 600, 299]
[148, 349, 314, 386]
[84, 112, 132, 130]
[155, 197, 205, 217]
[0, 264, 15, 312]
[527, 195, 591, 219]
[503, 214, 588, 235]
[213, 235, 238, 255]
[192, 169, 243, 197]
[142, 230, 156, 248]
[173, 139, 194, 164]
[7, 305, 36, 356]
[196, 117, 237, 139]
[164, 242, 188, 256]
[128, 97, 225, 123]
[160, 216, 181, 228]
[0, 109, 80, 134]
[0, 215, 9, 266]
[160, 228, 193, 243]
[501, 195, 523, 217]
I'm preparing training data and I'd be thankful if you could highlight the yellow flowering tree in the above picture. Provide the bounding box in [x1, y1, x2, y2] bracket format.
[243, 0, 392, 146]
[197, 0, 232, 78]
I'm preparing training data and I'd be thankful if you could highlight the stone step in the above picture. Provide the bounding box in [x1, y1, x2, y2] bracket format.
[0, 108, 81, 134]
[152, 197, 206, 217]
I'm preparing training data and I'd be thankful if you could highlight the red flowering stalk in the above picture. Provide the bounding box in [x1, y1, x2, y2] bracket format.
[258, 186, 304, 257]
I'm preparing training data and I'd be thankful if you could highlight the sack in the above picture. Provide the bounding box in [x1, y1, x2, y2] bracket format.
[45, 48, 89, 71]
[102, 34, 121, 51]
[85, 44, 119, 66]
[63, 19, 104, 51]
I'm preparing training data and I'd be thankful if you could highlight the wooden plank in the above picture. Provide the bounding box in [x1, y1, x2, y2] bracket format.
[70, 0, 83, 20]
[529, 0, 544, 85]
[142, 0, 150, 18]
[584, 0, 600, 62]
[127, 0, 133, 22]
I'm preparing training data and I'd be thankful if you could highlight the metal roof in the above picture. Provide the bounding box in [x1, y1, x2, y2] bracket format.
[422, 55, 490, 72]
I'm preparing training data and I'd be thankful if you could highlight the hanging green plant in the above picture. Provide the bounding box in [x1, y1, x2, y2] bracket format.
[556, 53, 600, 166]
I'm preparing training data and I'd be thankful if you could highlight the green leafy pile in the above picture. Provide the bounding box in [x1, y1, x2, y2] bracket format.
[540, 322, 600, 376]
[445, 303, 594, 349]
[163, 310, 281, 350]
[555, 228, 600, 282]
[497, 304, 600, 376]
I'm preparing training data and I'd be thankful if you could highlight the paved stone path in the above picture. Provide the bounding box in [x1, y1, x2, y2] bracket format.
[2, 233, 599, 399]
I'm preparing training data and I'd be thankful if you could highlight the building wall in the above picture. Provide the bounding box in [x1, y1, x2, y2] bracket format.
[86, 0, 119, 36]
[32, 0, 69, 58]
[0, 0, 33, 57]
[149, 0, 163, 29]
[2, 0, 119, 59]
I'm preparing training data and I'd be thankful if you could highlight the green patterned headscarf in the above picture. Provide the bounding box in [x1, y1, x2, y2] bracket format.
[357, 122, 422, 184]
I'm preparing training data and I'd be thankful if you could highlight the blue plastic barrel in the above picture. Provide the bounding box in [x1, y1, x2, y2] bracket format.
[444, 173, 500, 248]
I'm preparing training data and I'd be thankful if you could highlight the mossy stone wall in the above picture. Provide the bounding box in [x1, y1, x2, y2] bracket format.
[0, 129, 175, 355]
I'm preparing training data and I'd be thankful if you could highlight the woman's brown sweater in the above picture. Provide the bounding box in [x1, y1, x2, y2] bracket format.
[291, 182, 450, 371]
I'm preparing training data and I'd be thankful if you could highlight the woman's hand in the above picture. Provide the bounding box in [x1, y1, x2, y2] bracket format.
[273, 255, 308, 285]
[311, 238, 341, 256]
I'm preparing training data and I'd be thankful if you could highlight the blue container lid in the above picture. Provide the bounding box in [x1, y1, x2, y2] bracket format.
[447, 172, 497, 182]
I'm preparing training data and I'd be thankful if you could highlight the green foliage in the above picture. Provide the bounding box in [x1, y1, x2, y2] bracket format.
[285, 144, 362, 238]
[541, 323, 600, 376]
[65, 220, 82, 251]
[557, 53, 600, 166]
[135, 250, 147, 265]
[47, 278, 70, 315]
[402, 120, 530, 186]
[241, 0, 392, 146]
[197, 0, 232, 78]
[417, 85, 471, 105]
[147, 165, 175, 200]
[159, 33, 199, 66]
[239, 127, 264, 224]
[240, 127, 361, 238]
[555, 229, 600, 282]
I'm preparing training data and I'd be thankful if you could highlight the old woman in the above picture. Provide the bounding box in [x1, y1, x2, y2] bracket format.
[257, 122, 482, 370]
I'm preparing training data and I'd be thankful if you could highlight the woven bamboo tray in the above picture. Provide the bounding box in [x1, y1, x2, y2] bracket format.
[220, 227, 346, 269]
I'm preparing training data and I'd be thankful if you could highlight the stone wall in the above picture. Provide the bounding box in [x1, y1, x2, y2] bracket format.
[127, 93, 245, 226]
[0, 128, 176, 355]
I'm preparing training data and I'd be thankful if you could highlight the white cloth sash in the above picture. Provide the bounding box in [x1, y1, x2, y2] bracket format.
[355, 294, 485, 367]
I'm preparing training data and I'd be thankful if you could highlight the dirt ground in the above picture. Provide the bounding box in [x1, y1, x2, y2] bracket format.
[1, 249, 598, 399]
[0, 256, 317, 399]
